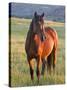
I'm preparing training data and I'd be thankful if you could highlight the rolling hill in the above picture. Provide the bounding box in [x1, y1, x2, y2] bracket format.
[9, 3, 65, 22]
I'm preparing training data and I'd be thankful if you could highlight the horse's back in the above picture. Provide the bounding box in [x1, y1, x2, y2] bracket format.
[45, 27, 58, 48]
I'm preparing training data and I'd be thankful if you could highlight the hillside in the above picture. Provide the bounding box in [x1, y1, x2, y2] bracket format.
[9, 3, 65, 22]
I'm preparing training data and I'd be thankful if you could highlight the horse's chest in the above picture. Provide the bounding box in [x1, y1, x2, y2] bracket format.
[29, 42, 38, 56]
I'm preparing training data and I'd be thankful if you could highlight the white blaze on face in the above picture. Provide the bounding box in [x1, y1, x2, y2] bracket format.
[40, 23, 45, 32]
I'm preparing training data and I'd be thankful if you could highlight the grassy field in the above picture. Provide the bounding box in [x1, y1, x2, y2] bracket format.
[10, 17, 65, 87]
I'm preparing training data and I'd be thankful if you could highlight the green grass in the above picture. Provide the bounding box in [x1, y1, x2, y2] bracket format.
[10, 17, 65, 87]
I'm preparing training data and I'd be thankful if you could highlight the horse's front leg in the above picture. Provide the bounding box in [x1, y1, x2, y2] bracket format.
[36, 56, 42, 82]
[28, 57, 34, 81]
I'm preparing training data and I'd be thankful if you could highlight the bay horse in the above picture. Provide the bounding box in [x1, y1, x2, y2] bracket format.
[25, 12, 58, 82]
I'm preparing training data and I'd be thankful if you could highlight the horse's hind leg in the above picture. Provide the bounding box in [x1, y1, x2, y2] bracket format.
[28, 58, 34, 81]
[53, 48, 57, 74]
[47, 53, 52, 75]
[41, 58, 47, 75]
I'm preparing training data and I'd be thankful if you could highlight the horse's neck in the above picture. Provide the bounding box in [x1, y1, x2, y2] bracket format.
[34, 34, 42, 46]
[30, 21, 33, 31]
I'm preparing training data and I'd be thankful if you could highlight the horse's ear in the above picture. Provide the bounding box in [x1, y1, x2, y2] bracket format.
[34, 11, 37, 18]
[41, 13, 44, 17]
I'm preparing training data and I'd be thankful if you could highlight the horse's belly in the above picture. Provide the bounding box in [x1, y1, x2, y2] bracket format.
[42, 38, 54, 58]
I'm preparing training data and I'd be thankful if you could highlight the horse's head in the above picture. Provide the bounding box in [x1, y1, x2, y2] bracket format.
[32, 12, 45, 35]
